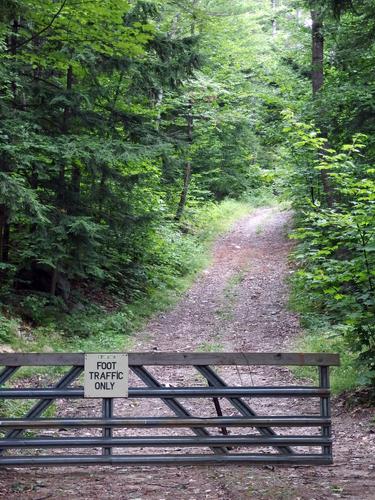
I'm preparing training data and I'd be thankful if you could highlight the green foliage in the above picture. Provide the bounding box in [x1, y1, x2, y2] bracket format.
[0, 0, 203, 297]
[0, 0, 275, 316]
[0, 313, 19, 343]
[290, 286, 371, 393]
[0, 398, 56, 427]
[274, 1, 375, 390]
[19, 295, 51, 324]
[284, 113, 375, 384]
[197, 341, 224, 352]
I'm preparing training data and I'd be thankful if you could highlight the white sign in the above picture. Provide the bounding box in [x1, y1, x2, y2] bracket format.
[84, 353, 128, 398]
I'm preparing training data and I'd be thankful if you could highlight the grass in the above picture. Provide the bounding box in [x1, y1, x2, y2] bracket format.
[215, 269, 248, 323]
[226, 270, 247, 289]
[183, 198, 252, 244]
[292, 323, 362, 394]
[196, 341, 224, 352]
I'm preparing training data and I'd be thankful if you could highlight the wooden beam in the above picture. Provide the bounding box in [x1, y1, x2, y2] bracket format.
[0, 352, 340, 367]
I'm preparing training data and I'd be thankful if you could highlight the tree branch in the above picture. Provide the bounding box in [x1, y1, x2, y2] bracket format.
[8, 0, 68, 52]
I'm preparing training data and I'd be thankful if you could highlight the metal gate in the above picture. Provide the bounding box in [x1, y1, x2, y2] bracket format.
[0, 352, 339, 466]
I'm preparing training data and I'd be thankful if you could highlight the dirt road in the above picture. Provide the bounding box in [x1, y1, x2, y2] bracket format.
[1, 207, 374, 499]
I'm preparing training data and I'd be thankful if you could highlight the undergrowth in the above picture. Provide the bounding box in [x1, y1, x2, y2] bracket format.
[289, 286, 370, 394]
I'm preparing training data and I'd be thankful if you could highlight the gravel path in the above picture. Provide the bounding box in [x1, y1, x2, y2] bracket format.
[0, 207, 374, 499]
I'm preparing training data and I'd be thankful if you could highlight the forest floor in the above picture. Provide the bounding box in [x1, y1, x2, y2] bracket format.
[1, 207, 374, 499]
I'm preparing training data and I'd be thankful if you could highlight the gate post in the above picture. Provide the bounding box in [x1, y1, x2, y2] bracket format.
[319, 366, 332, 459]
[102, 398, 113, 456]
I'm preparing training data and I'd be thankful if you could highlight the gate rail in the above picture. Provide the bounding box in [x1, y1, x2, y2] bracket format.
[0, 352, 339, 466]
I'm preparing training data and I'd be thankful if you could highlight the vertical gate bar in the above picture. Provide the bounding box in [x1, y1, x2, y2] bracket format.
[0, 367, 19, 386]
[102, 398, 113, 456]
[208, 380, 229, 436]
[195, 365, 293, 455]
[2, 365, 83, 445]
[131, 366, 228, 454]
[319, 366, 331, 458]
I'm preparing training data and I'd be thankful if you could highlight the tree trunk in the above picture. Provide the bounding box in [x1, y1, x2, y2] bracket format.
[61, 66, 73, 130]
[62, 65, 73, 132]
[0, 19, 20, 264]
[98, 167, 108, 215]
[58, 65, 73, 207]
[175, 102, 193, 221]
[0, 206, 5, 262]
[50, 266, 58, 296]
[170, 13, 181, 37]
[53, 65, 74, 293]
[311, 10, 334, 207]
[311, 11, 324, 95]
[10, 19, 19, 99]
[175, 161, 192, 222]
[70, 162, 81, 213]
[155, 88, 163, 132]
[271, 0, 277, 37]
[0, 205, 10, 263]
[66, 65, 77, 207]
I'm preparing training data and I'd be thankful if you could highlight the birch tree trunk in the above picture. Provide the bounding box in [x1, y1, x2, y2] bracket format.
[271, 0, 277, 37]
